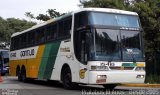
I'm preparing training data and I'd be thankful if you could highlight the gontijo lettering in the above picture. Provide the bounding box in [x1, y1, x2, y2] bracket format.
[20, 49, 34, 57]
[10, 52, 16, 57]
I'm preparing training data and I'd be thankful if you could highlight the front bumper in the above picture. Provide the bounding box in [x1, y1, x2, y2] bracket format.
[88, 70, 145, 84]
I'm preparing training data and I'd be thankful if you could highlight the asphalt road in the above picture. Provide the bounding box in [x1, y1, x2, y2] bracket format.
[0, 76, 160, 95]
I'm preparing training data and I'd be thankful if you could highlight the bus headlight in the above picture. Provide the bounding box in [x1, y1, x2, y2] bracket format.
[97, 75, 107, 79]
[91, 66, 109, 71]
[135, 67, 145, 71]
[136, 75, 145, 79]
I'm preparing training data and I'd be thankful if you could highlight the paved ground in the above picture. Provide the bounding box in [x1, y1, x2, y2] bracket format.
[0, 76, 160, 95]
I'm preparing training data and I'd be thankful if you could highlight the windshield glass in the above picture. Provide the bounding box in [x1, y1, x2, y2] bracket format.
[89, 12, 140, 28]
[93, 29, 121, 61]
[121, 30, 144, 61]
[90, 29, 144, 61]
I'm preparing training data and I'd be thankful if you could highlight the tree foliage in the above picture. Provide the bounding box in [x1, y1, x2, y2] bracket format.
[0, 17, 36, 46]
[80, 0, 160, 75]
[25, 9, 65, 21]
[80, 0, 125, 9]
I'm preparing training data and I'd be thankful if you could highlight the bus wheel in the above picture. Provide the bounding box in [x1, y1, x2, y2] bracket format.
[16, 68, 21, 81]
[21, 67, 26, 82]
[103, 84, 117, 90]
[1, 73, 5, 76]
[62, 67, 76, 89]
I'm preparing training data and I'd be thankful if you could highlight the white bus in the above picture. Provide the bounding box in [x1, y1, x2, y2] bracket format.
[10, 8, 145, 89]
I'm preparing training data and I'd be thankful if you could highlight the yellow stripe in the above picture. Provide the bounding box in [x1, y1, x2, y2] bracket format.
[136, 62, 145, 67]
[26, 45, 45, 78]
[9, 45, 45, 78]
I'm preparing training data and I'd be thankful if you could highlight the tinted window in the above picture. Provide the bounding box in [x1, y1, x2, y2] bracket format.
[58, 21, 64, 38]
[11, 15, 72, 50]
[28, 31, 35, 45]
[11, 38, 14, 50]
[64, 18, 72, 37]
[74, 12, 88, 29]
[46, 24, 57, 41]
[14, 37, 20, 50]
[58, 17, 72, 39]
[20, 33, 27, 48]
[36, 29, 45, 44]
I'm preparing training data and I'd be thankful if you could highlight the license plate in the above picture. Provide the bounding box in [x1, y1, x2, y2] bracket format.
[96, 79, 106, 83]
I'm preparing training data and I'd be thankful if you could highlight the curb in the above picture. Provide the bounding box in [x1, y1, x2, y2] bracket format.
[120, 84, 160, 88]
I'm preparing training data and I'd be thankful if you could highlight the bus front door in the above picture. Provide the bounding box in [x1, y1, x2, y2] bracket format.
[79, 30, 89, 83]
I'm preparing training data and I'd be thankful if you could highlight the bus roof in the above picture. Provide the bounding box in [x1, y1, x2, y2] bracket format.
[74, 8, 138, 15]
[11, 8, 138, 37]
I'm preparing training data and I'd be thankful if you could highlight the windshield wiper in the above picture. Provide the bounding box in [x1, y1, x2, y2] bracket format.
[129, 51, 136, 63]
[124, 48, 136, 63]
[108, 54, 115, 63]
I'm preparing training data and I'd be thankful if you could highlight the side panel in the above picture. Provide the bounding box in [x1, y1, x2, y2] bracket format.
[27, 45, 45, 78]
[50, 40, 80, 82]
[9, 45, 45, 78]
[38, 42, 61, 79]
[9, 40, 80, 82]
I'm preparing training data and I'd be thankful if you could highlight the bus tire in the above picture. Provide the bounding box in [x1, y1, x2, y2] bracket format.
[1, 73, 5, 76]
[16, 66, 21, 81]
[62, 67, 77, 89]
[103, 84, 117, 90]
[21, 67, 27, 82]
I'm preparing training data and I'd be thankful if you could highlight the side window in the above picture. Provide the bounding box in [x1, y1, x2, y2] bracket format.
[46, 24, 57, 41]
[28, 31, 35, 45]
[74, 12, 88, 29]
[21, 33, 27, 48]
[36, 29, 45, 44]
[11, 38, 14, 50]
[58, 17, 72, 39]
[58, 21, 64, 38]
[14, 37, 20, 50]
[64, 18, 72, 37]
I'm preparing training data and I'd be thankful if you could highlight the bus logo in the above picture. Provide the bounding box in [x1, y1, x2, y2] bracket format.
[79, 69, 87, 79]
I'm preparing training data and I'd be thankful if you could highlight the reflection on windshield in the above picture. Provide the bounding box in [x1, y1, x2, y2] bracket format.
[121, 31, 143, 61]
[94, 29, 121, 61]
[90, 29, 144, 61]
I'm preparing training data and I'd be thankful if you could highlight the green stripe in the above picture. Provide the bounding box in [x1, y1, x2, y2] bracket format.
[122, 63, 136, 67]
[38, 41, 61, 79]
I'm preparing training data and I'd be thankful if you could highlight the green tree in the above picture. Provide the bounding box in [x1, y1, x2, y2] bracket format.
[25, 9, 64, 21]
[0, 17, 8, 42]
[129, 0, 160, 75]
[0, 17, 36, 48]
[80, 0, 125, 9]
[25, 12, 35, 19]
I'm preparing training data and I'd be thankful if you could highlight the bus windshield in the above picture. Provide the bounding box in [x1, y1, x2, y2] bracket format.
[89, 29, 144, 62]
[74, 11, 144, 62]
[89, 12, 140, 28]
